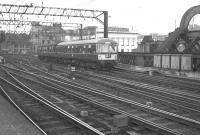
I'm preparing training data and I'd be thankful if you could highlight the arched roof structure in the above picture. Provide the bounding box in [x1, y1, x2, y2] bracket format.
[157, 5, 200, 52]
[180, 5, 200, 30]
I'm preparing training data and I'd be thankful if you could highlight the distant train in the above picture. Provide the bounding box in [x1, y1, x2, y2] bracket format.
[37, 38, 118, 69]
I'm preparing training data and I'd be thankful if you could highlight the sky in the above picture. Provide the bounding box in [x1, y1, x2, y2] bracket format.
[1, 0, 200, 35]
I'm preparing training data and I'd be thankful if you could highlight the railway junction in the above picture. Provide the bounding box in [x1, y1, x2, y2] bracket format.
[0, 3, 200, 135]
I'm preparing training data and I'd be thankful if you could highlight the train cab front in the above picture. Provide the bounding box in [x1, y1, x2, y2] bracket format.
[97, 41, 118, 69]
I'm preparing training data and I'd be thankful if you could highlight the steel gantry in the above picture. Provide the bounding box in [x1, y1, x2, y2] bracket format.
[0, 4, 108, 37]
[0, 19, 81, 28]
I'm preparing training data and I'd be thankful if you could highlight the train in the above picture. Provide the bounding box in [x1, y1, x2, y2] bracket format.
[37, 38, 118, 69]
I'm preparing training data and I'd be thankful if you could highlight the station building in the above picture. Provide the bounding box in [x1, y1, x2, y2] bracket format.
[133, 34, 167, 53]
[29, 24, 167, 54]
[65, 26, 140, 52]
[30, 22, 66, 53]
[0, 33, 32, 54]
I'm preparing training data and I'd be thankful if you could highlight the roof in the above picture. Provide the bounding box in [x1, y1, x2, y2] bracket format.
[141, 36, 154, 43]
[97, 31, 140, 35]
[57, 38, 117, 46]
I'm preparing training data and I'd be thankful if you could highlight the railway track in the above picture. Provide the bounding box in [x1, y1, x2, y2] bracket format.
[112, 67, 200, 94]
[79, 67, 200, 101]
[7, 60, 200, 115]
[3, 55, 198, 133]
[1, 65, 173, 135]
[0, 76, 102, 135]
[50, 65, 200, 110]
[2, 65, 200, 135]
[74, 69, 200, 116]
[4, 54, 200, 94]
[0, 66, 168, 135]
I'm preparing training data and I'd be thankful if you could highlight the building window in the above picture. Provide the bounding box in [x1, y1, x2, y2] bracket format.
[42, 40, 45, 44]
[117, 37, 120, 43]
[119, 39, 124, 46]
[131, 49, 135, 52]
[124, 38, 128, 46]
[127, 38, 129, 46]
[132, 39, 135, 46]
[47, 40, 50, 44]
[126, 49, 129, 52]
[121, 49, 124, 52]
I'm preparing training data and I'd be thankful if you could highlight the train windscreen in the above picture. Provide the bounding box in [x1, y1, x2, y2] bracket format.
[96, 42, 117, 53]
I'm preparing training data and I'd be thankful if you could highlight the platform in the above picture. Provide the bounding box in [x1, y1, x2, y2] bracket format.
[0, 93, 43, 135]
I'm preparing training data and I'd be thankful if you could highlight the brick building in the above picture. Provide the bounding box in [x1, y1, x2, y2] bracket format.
[30, 22, 66, 53]
[1, 33, 31, 54]
[135, 34, 167, 53]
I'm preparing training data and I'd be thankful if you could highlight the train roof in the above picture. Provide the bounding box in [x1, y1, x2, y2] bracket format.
[57, 38, 117, 46]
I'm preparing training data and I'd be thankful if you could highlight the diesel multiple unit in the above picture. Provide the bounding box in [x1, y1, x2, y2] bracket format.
[37, 38, 118, 69]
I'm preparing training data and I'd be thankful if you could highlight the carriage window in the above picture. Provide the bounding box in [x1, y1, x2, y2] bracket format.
[75, 45, 78, 53]
[91, 44, 96, 53]
[67, 46, 70, 52]
[82, 46, 85, 53]
[77, 45, 82, 53]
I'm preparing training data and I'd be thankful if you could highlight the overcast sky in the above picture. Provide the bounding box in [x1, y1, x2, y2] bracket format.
[1, 0, 200, 34]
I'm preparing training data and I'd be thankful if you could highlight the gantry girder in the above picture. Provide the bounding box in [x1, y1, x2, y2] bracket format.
[4, 30, 30, 34]
[0, 4, 108, 37]
[0, 19, 80, 28]
[0, 4, 102, 18]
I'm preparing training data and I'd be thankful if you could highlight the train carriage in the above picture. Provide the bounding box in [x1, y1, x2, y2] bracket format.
[37, 38, 118, 69]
